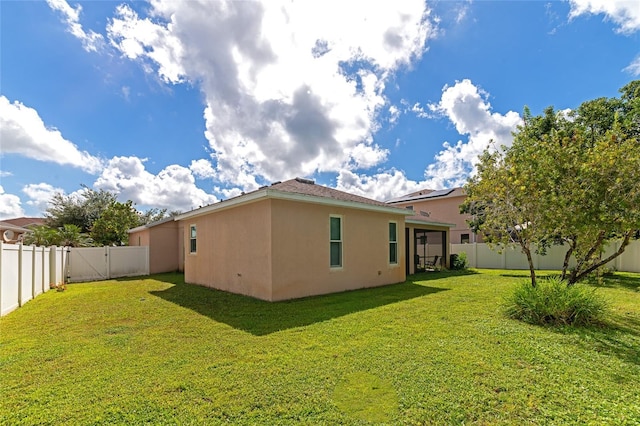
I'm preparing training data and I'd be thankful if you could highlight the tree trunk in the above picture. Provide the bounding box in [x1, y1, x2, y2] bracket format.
[521, 243, 536, 287]
[568, 230, 606, 284]
[561, 237, 576, 280]
[568, 231, 633, 284]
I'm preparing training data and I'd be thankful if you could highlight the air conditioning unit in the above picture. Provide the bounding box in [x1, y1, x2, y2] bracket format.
[3, 229, 16, 242]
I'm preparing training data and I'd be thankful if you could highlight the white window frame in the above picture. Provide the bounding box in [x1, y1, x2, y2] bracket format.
[329, 215, 343, 269]
[389, 221, 398, 265]
[189, 224, 197, 254]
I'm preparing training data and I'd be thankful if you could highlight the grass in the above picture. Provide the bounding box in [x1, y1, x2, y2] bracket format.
[1, 269, 639, 425]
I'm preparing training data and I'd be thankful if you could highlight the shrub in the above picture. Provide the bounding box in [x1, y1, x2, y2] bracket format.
[451, 252, 468, 270]
[504, 277, 608, 326]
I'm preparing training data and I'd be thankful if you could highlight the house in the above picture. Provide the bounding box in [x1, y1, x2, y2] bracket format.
[0, 221, 31, 244]
[387, 187, 482, 245]
[128, 217, 184, 274]
[0, 217, 46, 244]
[173, 178, 453, 301]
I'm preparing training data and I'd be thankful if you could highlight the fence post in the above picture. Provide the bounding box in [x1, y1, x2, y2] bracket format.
[41, 247, 46, 294]
[31, 245, 36, 300]
[105, 246, 111, 279]
[18, 243, 23, 307]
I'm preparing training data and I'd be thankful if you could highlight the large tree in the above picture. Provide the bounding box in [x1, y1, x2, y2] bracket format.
[91, 201, 141, 246]
[46, 186, 116, 233]
[462, 80, 640, 285]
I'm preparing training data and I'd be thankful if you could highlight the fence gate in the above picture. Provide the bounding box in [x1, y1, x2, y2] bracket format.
[68, 247, 109, 282]
[67, 246, 149, 282]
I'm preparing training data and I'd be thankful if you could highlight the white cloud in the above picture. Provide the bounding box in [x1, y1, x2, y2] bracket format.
[23, 183, 64, 213]
[425, 79, 521, 187]
[0, 171, 12, 178]
[189, 159, 216, 179]
[93, 156, 217, 212]
[336, 169, 425, 202]
[568, 0, 640, 34]
[624, 54, 640, 75]
[0, 186, 25, 220]
[337, 80, 522, 199]
[106, 0, 436, 191]
[388, 105, 400, 125]
[46, 0, 104, 51]
[0, 96, 104, 173]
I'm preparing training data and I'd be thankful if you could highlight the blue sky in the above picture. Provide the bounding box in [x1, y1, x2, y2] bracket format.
[1, 0, 639, 219]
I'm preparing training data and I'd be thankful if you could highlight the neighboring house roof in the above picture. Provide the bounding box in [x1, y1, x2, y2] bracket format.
[386, 187, 465, 204]
[128, 216, 176, 234]
[176, 177, 413, 221]
[2, 217, 46, 228]
[0, 221, 31, 233]
[0, 221, 31, 243]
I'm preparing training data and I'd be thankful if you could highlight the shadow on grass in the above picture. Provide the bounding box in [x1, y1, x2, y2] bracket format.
[149, 274, 448, 336]
[584, 273, 640, 292]
[552, 313, 640, 366]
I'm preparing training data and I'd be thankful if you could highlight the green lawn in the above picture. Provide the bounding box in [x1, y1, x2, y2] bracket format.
[1, 270, 639, 425]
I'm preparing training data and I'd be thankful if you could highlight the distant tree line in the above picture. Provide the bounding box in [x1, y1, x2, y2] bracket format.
[23, 186, 180, 247]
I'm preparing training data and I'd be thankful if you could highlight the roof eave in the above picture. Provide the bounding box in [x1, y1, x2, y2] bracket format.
[175, 187, 411, 221]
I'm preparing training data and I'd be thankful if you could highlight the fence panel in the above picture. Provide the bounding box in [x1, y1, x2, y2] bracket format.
[20, 245, 34, 306]
[108, 246, 149, 278]
[1, 244, 21, 316]
[68, 246, 149, 282]
[33, 246, 44, 297]
[42, 247, 51, 294]
[451, 240, 640, 272]
[68, 247, 108, 282]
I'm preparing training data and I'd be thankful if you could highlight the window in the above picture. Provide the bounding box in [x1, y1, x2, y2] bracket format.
[330, 216, 342, 268]
[190, 225, 197, 253]
[389, 222, 398, 264]
[461, 233, 470, 244]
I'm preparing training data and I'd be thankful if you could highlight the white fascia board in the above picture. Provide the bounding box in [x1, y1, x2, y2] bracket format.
[405, 219, 456, 228]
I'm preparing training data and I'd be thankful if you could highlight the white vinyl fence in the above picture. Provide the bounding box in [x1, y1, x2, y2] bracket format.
[451, 239, 640, 273]
[0, 242, 68, 316]
[68, 246, 149, 282]
[1, 244, 149, 317]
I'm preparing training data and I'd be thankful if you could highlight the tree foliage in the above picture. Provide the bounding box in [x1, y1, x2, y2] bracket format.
[45, 186, 116, 233]
[41, 185, 173, 247]
[91, 201, 141, 246]
[462, 80, 640, 286]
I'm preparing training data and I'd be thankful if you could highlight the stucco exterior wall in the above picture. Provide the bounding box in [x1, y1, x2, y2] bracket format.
[129, 229, 150, 247]
[182, 200, 273, 300]
[149, 221, 181, 274]
[394, 190, 481, 244]
[269, 199, 406, 300]
[129, 221, 183, 274]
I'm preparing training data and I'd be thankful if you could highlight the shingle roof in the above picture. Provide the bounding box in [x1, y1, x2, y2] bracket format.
[2, 217, 46, 228]
[176, 177, 410, 221]
[269, 178, 392, 208]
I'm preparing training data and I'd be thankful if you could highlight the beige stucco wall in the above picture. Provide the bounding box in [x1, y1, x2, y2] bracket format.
[129, 229, 150, 247]
[150, 221, 181, 274]
[182, 199, 273, 300]
[269, 199, 406, 301]
[129, 221, 183, 274]
[395, 190, 481, 244]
